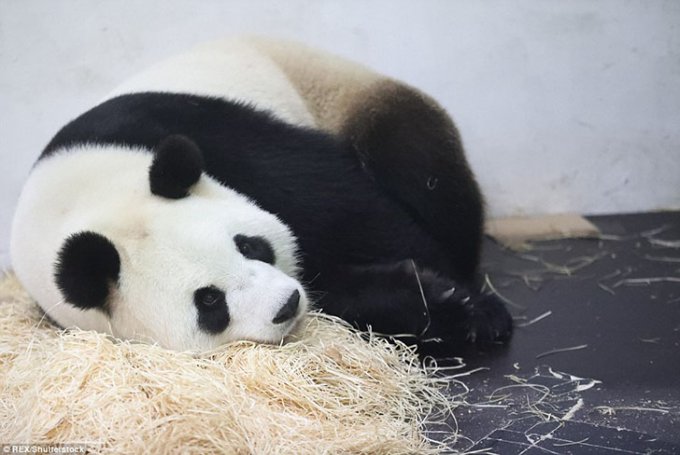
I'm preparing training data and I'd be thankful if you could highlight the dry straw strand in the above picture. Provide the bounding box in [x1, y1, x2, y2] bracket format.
[0, 273, 456, 454]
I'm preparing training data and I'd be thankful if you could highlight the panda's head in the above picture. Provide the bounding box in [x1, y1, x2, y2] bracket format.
[44, 135, 308, 351]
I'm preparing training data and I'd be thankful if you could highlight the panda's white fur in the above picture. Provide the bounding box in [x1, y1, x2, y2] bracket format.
[106, 39, 316, 128]
[12, 143, 304, 350]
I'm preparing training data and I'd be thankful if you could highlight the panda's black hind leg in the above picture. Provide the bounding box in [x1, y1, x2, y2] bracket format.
[313, 260, 513, 356]
[341, 81, 484, 283]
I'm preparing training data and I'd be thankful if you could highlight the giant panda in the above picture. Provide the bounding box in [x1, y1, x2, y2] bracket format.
[11, 38, 512, 355]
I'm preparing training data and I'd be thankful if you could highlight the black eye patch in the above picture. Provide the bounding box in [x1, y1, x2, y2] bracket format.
[234, 234, 276, 265]
[194, 286, 229, 334]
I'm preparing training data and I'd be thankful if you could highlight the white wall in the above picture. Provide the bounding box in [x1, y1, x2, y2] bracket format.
[2, 0, 679, 268]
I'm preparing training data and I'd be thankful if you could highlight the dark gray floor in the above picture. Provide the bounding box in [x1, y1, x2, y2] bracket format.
[438, 211, 680, 454]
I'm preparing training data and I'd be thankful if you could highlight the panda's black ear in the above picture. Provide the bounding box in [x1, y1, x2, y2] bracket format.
[55, 231, 120, 312]
[149, 135, 204, 199]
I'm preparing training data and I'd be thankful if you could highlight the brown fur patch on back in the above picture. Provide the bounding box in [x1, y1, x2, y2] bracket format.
[248, 37, 384, 133]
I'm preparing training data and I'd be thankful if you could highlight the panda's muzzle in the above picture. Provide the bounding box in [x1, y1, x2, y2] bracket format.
[272, 290, 300, 324]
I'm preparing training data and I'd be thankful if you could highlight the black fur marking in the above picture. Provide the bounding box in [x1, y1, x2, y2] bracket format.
[342, 82, 484, 282]
[55, 231, 120, 312]
[194, 286, 230, 334]
[149, 134, 204, 199]
[234, 234, 276, 265]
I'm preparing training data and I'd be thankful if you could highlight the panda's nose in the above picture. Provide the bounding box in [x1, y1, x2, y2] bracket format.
[272, 290, 300, 324]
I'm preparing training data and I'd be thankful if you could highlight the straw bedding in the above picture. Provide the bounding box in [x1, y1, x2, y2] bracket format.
[0, 272, 453, 454]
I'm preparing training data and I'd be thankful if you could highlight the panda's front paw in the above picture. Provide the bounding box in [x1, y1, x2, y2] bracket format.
[458, 293, 513, 345]
[418, 282, 513, 354]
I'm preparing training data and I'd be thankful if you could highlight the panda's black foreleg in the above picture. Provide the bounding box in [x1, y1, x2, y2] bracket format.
[312, 260, 513, 355]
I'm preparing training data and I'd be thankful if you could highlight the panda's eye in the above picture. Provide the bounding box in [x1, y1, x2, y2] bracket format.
[194, 287, 225, 310]
[193, 286, 229, 334]
[201, 292, 219, 307]
[234, 234, 275, 264]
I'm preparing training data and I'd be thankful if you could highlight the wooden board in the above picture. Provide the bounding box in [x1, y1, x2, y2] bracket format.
[486, 213, 601, 249]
